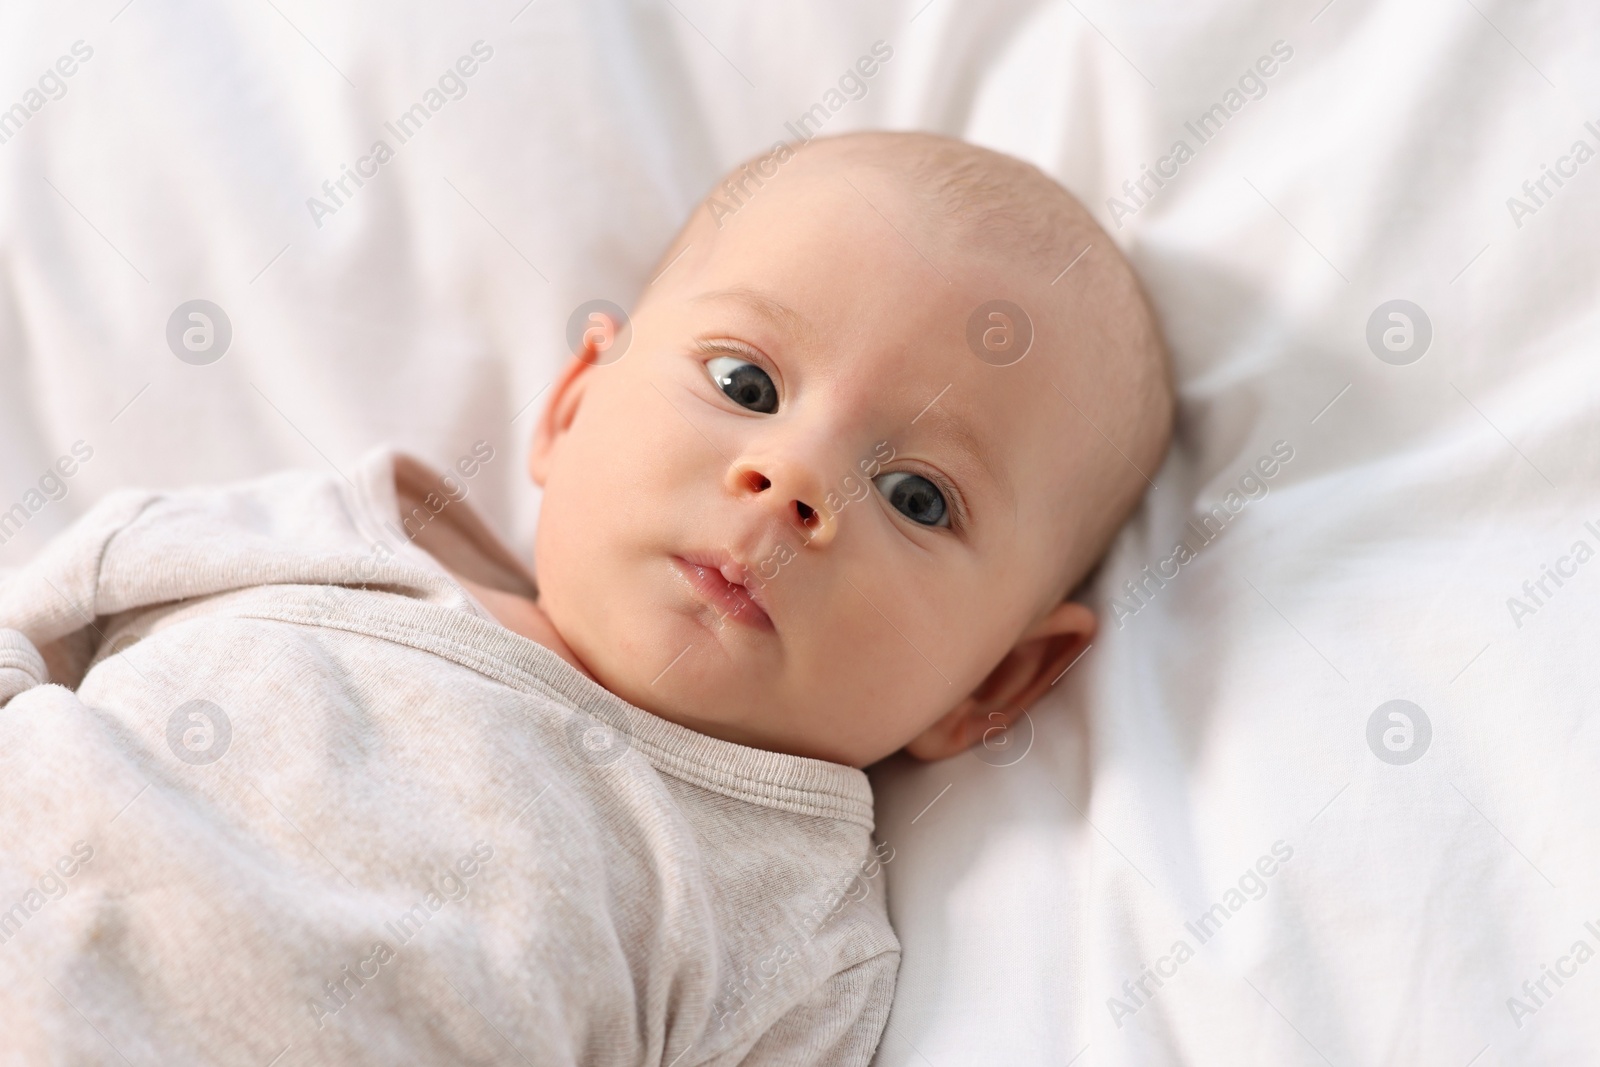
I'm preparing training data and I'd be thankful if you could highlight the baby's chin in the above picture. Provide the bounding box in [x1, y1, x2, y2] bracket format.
[544, 556, 771, 688]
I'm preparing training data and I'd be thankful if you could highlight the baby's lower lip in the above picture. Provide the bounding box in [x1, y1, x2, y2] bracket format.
[671, 557, 774, 631]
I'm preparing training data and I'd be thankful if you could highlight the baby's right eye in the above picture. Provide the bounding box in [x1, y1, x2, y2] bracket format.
[874, 471, 949, 527]
[706, 355, 779, 414]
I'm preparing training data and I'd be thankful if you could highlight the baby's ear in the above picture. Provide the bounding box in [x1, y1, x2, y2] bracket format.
[528, 348, 600, 486]
[904, 601, 1095, 762]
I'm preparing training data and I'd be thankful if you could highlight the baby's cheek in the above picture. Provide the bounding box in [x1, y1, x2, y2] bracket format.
[534, 378, 700, 629]
[589, 373, 711, 491]
[798, 589, 949, 742]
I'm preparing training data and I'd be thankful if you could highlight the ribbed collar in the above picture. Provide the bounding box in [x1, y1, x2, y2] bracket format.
[288, 446, 881, 830]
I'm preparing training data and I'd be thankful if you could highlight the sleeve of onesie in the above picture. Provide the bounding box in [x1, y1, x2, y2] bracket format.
[733, 949, 900, 1067]
[0, 488, 161, 705]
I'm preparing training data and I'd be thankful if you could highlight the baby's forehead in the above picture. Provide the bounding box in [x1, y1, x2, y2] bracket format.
[697, 167, 1086, 368]
[671, 166, 1048, 341]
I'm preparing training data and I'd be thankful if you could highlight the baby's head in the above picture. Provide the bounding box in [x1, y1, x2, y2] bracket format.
[529, 131, 1171, 768]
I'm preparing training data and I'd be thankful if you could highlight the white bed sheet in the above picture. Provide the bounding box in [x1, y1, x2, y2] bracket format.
[3, 1, 1598, 1064]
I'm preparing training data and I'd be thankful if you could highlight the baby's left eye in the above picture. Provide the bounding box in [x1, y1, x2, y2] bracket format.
[874, 472, 949, 528]
[706, 356, 779, 414]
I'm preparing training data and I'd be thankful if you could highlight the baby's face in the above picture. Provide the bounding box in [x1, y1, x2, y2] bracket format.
[530, 163, 1102, 767]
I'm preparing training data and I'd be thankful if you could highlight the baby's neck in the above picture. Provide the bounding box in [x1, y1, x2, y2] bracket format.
[388, 456, 592, 679]
[449, 572, 595, 680]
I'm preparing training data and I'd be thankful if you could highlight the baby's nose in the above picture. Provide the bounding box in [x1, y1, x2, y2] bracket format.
[728, 461, 837, 547]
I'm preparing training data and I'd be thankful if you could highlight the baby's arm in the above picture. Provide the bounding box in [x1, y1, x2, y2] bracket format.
[0, 488, 159, 702]
[731, 950, 899, 1067]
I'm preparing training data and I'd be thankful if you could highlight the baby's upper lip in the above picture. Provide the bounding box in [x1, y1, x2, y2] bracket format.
[676, 549, 763, 600]
[673, 548, 774, 625]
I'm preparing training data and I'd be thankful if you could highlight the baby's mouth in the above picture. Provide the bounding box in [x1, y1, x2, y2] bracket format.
[671, 555, 774, 632]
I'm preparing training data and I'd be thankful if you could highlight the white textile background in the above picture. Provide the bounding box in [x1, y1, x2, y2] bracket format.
[1, 1, 1597, 1064]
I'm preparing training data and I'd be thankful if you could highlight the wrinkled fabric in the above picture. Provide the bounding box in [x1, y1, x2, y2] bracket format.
[0, 449, 897, 1066]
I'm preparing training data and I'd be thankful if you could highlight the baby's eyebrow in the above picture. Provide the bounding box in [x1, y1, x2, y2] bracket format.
[912, 403, 1010, 504]
[692, 286, 815, 342]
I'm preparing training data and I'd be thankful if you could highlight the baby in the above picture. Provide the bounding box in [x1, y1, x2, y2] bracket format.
[0, 132, 1169, 1064]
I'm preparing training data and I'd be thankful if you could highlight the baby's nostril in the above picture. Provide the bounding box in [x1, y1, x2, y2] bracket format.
[743, 471, 772, 493]
[795, 501, 817, 527]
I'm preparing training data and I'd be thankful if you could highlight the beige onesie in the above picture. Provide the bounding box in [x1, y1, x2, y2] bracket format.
[0, 447, 898, 1066]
